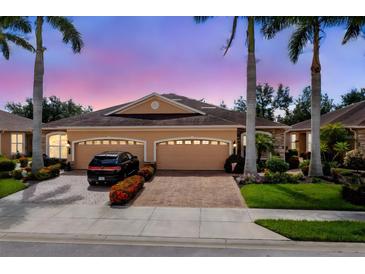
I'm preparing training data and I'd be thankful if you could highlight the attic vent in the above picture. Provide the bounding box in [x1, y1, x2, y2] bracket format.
[201, 106, 216, 109]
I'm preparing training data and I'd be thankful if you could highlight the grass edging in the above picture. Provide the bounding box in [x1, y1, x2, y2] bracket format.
[0, 178, 27, 198]
[256, 219, 365, 242]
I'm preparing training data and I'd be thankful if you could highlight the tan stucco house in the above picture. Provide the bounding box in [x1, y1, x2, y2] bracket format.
[0, 110, 33, 158]
[43, 93, 288, 170]
[286, 100, 365, 155]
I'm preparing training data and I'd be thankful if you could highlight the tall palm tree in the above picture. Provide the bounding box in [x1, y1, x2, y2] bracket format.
[32, 17, 84, 172]
[262, 17, 343, 177]
[194, 16, 258, 176]
[0, 16, 34, 60]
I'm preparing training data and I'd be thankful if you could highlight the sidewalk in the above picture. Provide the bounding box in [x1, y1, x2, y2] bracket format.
[1, 204, 365, 243]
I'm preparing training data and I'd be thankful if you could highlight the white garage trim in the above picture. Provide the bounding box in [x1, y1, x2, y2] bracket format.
[153, 136, 232, 162]
[71, 137, 147, 162]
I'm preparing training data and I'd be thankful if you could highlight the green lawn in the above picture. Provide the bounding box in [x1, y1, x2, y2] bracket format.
[241, 183, 365, 211]
[256, 219, 365, 242]
[0, 178, 26, 198]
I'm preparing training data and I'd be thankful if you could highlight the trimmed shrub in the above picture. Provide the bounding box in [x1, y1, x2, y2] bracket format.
[322, 161, 337, 176]
[0, 160, 16, 172]
[287, 156, 300, 169]
[109, 175, 145, 205]
[34, 164, 61, 181]
[19, 156, 29, 168]
[263, 171, 303, 184]
[224, 154, 244, 173]
[0, 171, 11, 179]
[300, 152, 311, 160]
[12, 169, 23, 180]
[137, 165, 155, 181]
[44, 157, 67, 169]
[344, 149, 365, 171]
[342, 184, 365, 205]
[266, 157, 289, 173]
[299, 160, 310, 176]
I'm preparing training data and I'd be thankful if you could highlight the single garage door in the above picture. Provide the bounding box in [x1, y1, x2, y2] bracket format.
[74, 139, 144, 169]
[156, 138, 230, 170]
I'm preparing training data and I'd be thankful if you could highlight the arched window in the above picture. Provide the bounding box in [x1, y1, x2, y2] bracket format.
[48, 133, 68, 159]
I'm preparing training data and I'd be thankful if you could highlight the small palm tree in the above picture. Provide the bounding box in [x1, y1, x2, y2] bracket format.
[194, 16, 260, 176]
[262, 17, 343, 177]
[32, 17, 84, 172]
[256, 133, 274, 163]
[0, 16, 34, 59]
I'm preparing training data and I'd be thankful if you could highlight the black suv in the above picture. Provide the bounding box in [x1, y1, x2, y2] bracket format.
[87, 151, 139, 186]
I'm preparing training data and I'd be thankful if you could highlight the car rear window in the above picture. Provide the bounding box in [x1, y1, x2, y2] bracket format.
[90, 155, 118, 166]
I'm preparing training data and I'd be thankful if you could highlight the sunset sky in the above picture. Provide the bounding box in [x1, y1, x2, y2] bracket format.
[1, 16, 365, 110]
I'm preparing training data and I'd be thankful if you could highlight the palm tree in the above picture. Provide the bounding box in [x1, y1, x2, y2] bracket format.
[194, 16, 258, 176]
[0, 16, 34, 59]
[31, 17, 84, 172]
[256, 133, 274, 163]
[262, 17, 343, 177]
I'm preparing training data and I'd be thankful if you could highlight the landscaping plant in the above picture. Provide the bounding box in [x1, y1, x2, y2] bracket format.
[344, 149, 365, 172]
[137, 165, 155, 181]
[0, 159, 16, 172]
[19, 156, 28, 168]
[299, 160, 310, 176]
[266, 157, 289, 173]
[109, 175, 145, 205]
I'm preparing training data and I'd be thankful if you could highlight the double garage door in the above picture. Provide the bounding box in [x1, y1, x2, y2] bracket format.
[156, 139, 230, 170]
[74, 138, 230, 170]
[74, 139, 144, 169]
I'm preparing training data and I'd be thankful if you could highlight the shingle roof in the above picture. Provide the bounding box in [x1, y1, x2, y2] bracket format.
[291, 100, 365, 130]
[0, 110, 33, 131]
[44, 93, 288, 129]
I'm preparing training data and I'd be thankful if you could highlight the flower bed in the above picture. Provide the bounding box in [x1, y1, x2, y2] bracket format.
[137, 165, 155, 181]
[109, 175, 145, 205]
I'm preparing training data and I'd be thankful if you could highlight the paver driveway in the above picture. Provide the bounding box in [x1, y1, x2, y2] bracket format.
[132, 171, 245, 208]
[0, 171, 109, 206]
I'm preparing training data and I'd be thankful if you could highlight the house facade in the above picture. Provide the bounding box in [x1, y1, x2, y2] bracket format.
[43, 93, 288, 170]
[0, 110, 33, 158]
[286, 100, 365, 155]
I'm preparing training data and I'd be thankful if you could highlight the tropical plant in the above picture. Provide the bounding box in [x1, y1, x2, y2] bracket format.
[333, 141, 350, 162]
[0, 16, 34, 59]
[31, 17, 84, 172]
[194, 16, 262, 176]
[256, 133, 274, 162]
[262, 17, 343, 176]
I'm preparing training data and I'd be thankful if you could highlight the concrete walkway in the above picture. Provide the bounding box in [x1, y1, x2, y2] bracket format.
[0, 205, 285, 241]
[2, 203, 365, 243]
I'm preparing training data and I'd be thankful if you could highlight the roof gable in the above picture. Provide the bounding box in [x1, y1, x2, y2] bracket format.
[106, 93, 206, 116]
[0, 110, 33, 132]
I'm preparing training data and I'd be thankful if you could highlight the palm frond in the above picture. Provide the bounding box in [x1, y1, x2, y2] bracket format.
[0, 16, 32, 33]
[261, 16, 298, 39]
[0, 38, 10, 59]
[342, 17, 365, 44]
[4, 33, 34, 52]
[288, 22, 311, 63]
[193, 16, 214, 24]
[46, 16, 84, 53]
[223, 16, 238, 56]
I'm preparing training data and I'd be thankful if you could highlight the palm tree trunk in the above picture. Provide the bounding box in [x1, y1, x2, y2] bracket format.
[244, 17, 257, 176]
[31, 16, 44, 172]
[309, 22, 323, 177]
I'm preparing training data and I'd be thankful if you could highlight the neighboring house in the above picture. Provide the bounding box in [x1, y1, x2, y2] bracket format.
[287, 100, 365, 155]
[0, 110, 33, 158]
[43, 93, 288, 170]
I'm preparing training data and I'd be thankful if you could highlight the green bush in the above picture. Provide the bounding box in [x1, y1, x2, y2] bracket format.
[342, 184, 365, 205]
[263, 171, 303, 184]
[0, 160, 16, 171]
[224, 154, 244, 173]
[299, 160, 310, 176]
[0, 171, 11, 179]
[266, 157, 289, 173]
[12, 169, 23, 180]
[34, 164, 61, 181]
[344, 149, 365, 171]
[287, 156, 300, 169]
